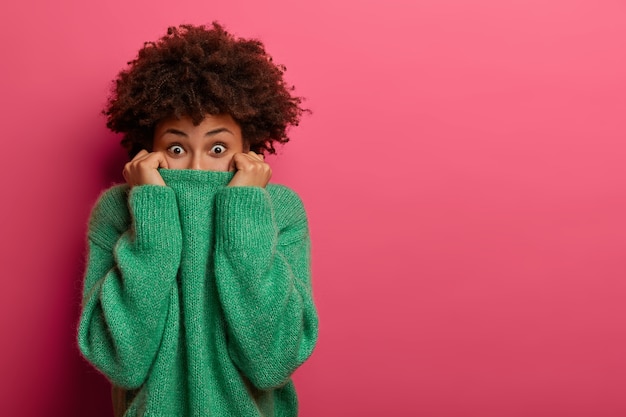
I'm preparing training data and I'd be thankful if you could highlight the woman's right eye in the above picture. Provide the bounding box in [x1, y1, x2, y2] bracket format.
[167, 145, 185, 155]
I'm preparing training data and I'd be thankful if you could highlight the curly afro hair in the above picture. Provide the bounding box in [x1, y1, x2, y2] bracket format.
[104, 22, 308, 158]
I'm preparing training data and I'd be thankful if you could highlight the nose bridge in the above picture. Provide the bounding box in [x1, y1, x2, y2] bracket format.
[187, 151, 203, 170]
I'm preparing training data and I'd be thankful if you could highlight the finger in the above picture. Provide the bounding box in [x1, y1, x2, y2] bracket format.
[247, 151, 264, 162]
[140, 151, 169, 169]
[152, 151, 169, 169]
[230, 152, 250, 171]
[228, 155, 237, 172]
[130, 152, 153, 168]
[130, 149, 149, 162]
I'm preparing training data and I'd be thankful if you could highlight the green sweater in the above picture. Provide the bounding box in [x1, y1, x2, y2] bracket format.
[77, 169, 318, 417]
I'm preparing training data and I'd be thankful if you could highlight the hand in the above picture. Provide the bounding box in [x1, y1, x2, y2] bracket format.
[228, 151, 272, 188]
[122, 150, 169, 187]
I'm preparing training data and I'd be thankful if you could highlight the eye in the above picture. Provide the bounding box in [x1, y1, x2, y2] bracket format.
[167, 145, 185, 156]
[211, 144, 227, 155]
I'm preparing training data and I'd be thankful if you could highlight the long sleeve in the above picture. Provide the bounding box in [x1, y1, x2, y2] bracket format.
[77, 185, 183, 388]
[213, 185, 319, 390]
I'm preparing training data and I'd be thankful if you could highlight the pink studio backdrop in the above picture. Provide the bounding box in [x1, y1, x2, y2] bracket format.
[1, 1, 625, 416]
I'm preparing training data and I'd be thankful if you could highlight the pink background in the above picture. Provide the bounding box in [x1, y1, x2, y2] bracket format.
[1, 1, 625, 416]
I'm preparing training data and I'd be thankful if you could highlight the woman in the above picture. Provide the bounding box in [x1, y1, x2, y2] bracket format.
[77, 22, 318, 417]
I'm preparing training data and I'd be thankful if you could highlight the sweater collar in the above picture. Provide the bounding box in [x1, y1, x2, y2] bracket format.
[159, 169, 235, 188]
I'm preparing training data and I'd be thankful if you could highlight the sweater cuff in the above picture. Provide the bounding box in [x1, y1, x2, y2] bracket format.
[214, 186, 277, 249]
[128, 185, 181, 251]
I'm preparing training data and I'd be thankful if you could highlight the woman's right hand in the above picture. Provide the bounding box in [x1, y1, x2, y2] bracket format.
[122, 150, 169, 187]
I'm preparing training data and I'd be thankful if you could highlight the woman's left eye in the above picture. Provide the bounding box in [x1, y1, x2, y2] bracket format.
[211, 144, 226, 155]
[168, 145, 185, 155]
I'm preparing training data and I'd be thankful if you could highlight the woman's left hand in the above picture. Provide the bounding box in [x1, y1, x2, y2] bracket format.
[228, 151, 272, 188]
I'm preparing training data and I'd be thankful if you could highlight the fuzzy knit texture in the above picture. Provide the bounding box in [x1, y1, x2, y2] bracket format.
[77, 169, 319, 417]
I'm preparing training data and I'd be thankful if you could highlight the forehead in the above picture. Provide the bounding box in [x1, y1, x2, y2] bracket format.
[156, 113, 241, 132]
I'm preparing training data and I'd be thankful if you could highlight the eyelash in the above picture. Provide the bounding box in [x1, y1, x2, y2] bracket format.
[167, 144, 185, 156]
[165, 143, 228, 156]
[211, 143, 227, 155]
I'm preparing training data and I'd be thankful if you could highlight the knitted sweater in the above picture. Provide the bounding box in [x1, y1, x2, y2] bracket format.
[77, 169, 318, 417]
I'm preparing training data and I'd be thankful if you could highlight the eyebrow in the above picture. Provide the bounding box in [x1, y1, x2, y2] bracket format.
[162, 127, 234, 137]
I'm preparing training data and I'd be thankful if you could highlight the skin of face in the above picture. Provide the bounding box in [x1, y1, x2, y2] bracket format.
[153, 114, 247, 171]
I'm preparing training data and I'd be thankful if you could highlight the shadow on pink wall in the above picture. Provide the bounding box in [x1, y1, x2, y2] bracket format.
[65, 138, 127, 416]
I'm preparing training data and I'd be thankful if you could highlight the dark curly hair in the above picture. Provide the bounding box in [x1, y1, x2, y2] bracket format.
[104, 22, 308, 157]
